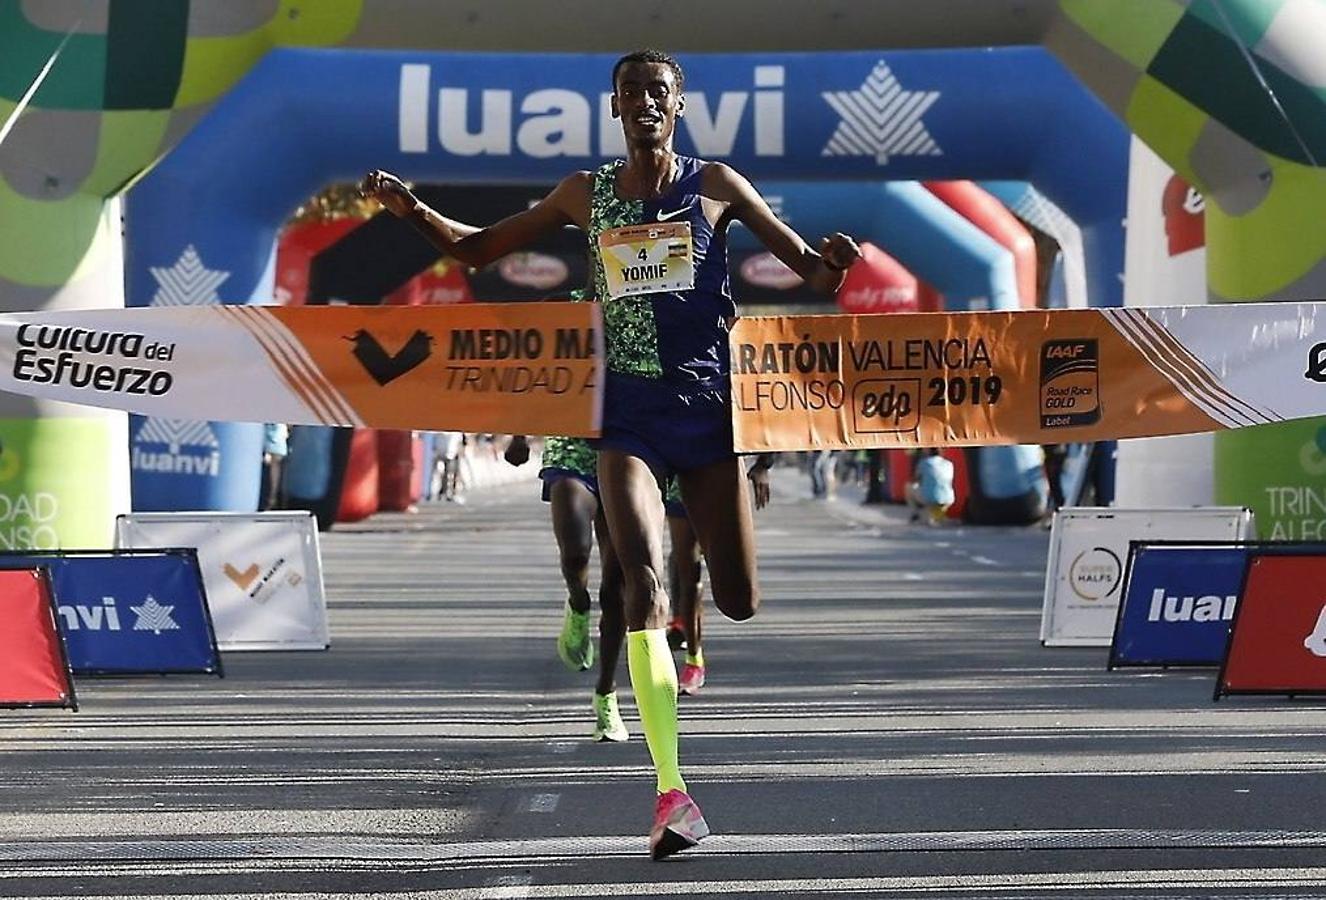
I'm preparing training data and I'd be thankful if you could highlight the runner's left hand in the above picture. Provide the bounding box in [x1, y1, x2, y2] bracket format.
[819, 232, 862, 271]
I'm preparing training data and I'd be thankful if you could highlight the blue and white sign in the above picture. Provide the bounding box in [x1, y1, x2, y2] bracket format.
[1109, 545, 1246, 668]
[0, 551, 221, 676]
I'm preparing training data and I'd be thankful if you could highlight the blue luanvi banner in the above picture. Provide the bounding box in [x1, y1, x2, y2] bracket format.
[126, 45, 1126, 512]
[0, 551, 221, 676]
[1110, 545, 1246, 668]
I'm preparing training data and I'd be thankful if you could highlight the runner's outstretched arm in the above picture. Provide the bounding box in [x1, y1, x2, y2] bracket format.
[702, 162, 860, 294]
[359, 169, 590, 269]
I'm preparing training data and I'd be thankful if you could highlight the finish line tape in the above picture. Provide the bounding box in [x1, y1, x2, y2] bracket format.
[0, 301, 1322, 450]
[731, 302, 1326, 451]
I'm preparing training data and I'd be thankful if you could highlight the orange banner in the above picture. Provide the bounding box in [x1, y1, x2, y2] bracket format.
[0, 302, 601, 436]
[266, 303, 602, 435]
[729, 308, 1271, 451]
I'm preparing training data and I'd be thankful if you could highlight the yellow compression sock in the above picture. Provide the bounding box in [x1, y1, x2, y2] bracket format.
[685, 648, 704, 668]
[627, 628, 686, 794]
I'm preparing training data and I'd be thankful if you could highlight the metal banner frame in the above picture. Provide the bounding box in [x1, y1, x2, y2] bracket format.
[0, 566, 77, 711]
[1216, 546, 1326, 701]
[0, 549, 223, 678]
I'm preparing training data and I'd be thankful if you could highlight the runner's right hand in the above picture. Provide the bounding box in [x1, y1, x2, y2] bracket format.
[360, 170, 417, 218]
[749, 467, 771, 510]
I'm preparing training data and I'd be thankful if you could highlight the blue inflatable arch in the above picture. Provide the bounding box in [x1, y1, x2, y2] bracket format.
[740, 181, 1021, 311]
[125, 46, 1127, 510]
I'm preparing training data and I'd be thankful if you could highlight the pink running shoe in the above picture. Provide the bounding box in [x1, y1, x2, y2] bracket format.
[678, 663, 706, 696]
[649, 789, 710, 860]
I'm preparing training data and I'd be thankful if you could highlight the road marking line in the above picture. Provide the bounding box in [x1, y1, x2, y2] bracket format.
[3, 828, 1324, 866]
[10, 867, 1326, 897]
[526, 793, 559, 813]
[480, 873, 533, 899]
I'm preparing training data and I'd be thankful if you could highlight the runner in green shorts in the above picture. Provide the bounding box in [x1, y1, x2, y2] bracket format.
[505, 431, 629, 743]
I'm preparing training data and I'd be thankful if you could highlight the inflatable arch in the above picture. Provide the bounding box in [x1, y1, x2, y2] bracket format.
[5, 1, 1322, 536]
[739, 181, 1023, 311]
[738, 179, 1052, 519]
[1046, 0, 1326, 538]
[122, 45, 1126, 510]
[923, 181, 1037, 308]
[981, 181, 1088, 309]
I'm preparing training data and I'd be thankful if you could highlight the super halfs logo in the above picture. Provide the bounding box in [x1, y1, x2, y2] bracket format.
[1040, 339, 1101, 428]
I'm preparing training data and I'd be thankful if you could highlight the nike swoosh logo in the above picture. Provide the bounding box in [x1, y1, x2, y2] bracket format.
[655, 205, 695, 222]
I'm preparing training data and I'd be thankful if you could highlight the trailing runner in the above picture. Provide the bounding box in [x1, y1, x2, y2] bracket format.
[506, 432, 630, 743]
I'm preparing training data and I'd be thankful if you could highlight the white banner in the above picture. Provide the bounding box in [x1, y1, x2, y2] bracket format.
[1117, 137, 1213, 507]
[1040, 507, 1255, 647]
[0, 303, 602, 435]
[115, 511, 329, 651]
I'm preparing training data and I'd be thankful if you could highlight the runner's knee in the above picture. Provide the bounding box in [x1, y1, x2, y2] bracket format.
[712, 577, 759, 621]
[622, 564, 668, 611]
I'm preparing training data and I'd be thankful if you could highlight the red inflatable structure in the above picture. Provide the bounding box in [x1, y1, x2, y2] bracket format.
[836, 243, 918, 314]
[924, 181, 1038, 308]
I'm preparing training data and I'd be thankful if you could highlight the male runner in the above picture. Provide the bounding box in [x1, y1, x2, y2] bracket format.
[362, 48, 859, 859]
[506, 433, 629, 742]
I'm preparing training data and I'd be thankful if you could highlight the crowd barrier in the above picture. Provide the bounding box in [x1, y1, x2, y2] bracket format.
[1040, 507, 1254, 647]
[116, 512, 330, 651]
[1103, 540, 1326, 701]
[0, 568, 76, 710]
[0, 550, 220, 677]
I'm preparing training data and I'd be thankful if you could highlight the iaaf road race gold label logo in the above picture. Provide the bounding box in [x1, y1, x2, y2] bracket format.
[1040, 338, 1101, 429]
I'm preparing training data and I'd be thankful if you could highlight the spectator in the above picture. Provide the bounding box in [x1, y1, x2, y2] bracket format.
[1042, 443, 1068, 527]
[434, 431, 466, 504]
[907, 448, 955, 526]
[809, 449, 837, 499]
[259, 423, 288, 511]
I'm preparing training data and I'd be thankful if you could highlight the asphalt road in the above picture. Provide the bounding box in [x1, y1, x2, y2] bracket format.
[2, 469, 1325, 899]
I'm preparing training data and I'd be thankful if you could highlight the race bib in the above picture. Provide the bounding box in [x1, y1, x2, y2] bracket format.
[597, 222, 695, 299]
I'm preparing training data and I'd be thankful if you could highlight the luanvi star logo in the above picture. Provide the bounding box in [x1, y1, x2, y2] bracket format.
[130, 596, 179, 634]
[348, 329, 434, 386]
[149, 245, 230, 306]
[224, 562, 259, 590]
[821, 61, 942, 165]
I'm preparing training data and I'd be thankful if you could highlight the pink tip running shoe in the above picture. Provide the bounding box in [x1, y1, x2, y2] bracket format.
[678, 663, 706, 696]
[649, 788, 710, 860]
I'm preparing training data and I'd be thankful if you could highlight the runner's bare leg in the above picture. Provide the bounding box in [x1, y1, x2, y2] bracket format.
[598, 451, 670, 630]
[594, 509, 626, 697]
[678, 457, 760, 622]
[599, 449, 685, 794]
[549, 478, 598, 614]
[667, 515, 704, 656]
